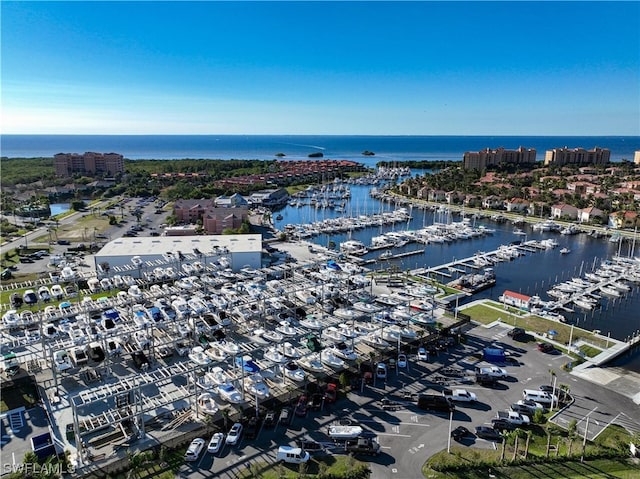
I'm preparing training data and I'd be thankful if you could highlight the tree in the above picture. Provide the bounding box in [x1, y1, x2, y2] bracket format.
[126, 450, 154, 479]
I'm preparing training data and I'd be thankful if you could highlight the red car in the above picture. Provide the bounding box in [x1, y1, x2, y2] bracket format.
[537, 342, 555, 353]
[324, 383, 337, 404]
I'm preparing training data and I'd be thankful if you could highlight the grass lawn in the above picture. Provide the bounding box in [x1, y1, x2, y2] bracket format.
[579, 344, 604, 358]
[460, 302, 610, 349]
[422, 458, 640, 479]
[422, 424, 638, 479]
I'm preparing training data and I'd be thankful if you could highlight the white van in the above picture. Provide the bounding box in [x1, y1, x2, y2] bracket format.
[276, 446, 310, 464]
[522, 389, 556, 405]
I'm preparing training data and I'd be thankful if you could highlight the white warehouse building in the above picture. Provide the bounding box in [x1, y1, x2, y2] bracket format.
[93, 234, 263, 277]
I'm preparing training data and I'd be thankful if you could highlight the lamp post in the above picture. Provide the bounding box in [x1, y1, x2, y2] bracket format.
[447, 409, 453, 453]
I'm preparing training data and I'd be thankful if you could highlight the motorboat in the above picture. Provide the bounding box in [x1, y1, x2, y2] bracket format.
[235, 355, 261, 373]
[255, 329, 284, 343]
[282, 342, 303, 359]
[38, 286, 51, 302]
[207, 366, 232, 386]
[322, 326, 346, 343]
[559, 247, 571, 255]
[352, 301, 381, 314]
[197, 393, 219, 415]
[283, 361, 306, 382]
[330, 342, 358, 361]
[244, 373, 270, 399]
[295, 290, 317, 305]
[337, 324, 359, 339]
[362, 334, 391, 349]
[132, 330, 151, 350]
[389, 325, 418, 340]
[53, 350, 73, 372]
[299, 315, 324, 330]
[217, 382, 244, 404]
[171, 297, 191, 319]
[43, 322, 59, 339]
[275, 321, 297, 337]
[217, 340, 240, 355]
[100, 277, 113, 291]
[333, 308, 358, 321]
[205, 344, 227, 362]
[106, 338, 123, 357]
[50, 284, 65, 300]
[382, 328, 401, 343]
[297, 353, 326, 373]
[263, 346, 287, 363]
[1, 310, 20, 327]
[600, 286, 621, 297]
[320, 350, 345, 370]
[372, 311, 396, 325]
[410, 299, 434, 312]
[128, 285, 144, 301]
[189, 346, 212, 367]
[327, 425, 363, 440]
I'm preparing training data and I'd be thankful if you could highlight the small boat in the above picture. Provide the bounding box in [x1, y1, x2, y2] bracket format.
[330, 342, 358, 361]
[352, 301, 382, 314]
[513, 228, 527, 236]
[217, 383, 244, 404]
[189, 346, 212, 367]
[600, 286, 621, 297]
[206, 366, 232, 386]
[320, 350, 346, 370]
[362, 334, 391, 349]
[235, 355, 261, 373]
[275, 321, 297, 337]
[298, 353, 326, 373]
[322, 326, 346, 343]
[333, 308, 359, 320]
[299, 315, 324, 330]
[337, 324, 359, 338]
[263, 346, 287, 363]
[259, 329, 284, 343]
[275, 214, 283, 220]
[244, 373, 270, 399]
[282, 342, 303, 359]
[197, 393, 220, 415]
[205, 345, 227, 362]
[327, 425, 363, 440]
[217, 340, 241, 355]
[283, 361, 306, 382]
[560, 247, 571, 254]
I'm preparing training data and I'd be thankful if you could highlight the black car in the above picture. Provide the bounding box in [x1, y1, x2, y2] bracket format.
[296, 438, 324, 452]
[451, 426, 474, 441]
[263, 410, 276, 428]
[491, 418, 517, 432]
[278, 407, 291, 426]
[510, 404, 533, 417]
[508, 327, 526, 339]
[475, 426, 503, 441]
[537, 342, 555, 353]
[245, 416, 260, 440]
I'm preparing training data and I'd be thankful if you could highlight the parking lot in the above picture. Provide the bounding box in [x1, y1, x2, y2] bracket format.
[167, 320, 640, 479]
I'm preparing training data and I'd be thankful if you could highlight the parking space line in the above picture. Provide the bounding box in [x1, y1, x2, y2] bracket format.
[576, 406, 598, 427]
[376, 432, 412, 438]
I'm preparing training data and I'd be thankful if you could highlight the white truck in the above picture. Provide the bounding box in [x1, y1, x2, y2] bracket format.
[442, 388, 477, 402]
[496, 410, 530, 426]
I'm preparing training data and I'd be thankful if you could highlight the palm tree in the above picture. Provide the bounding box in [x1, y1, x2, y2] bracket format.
[126, 450, 154, 479]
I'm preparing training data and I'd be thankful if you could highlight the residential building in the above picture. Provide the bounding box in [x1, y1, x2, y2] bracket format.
[504, 198, 529, 213]
[482, 195, 503, 209]
[247, 188, 289, 207]
[202, 208, 249, 234]
[463, 147, 537, 170]
[634, 151, 640, 165]
[544, 147, 610, 166]
[551, 204, 579, 220]
[578, 206, 604, 224]
[54, 152, 124, 177]
[609, 211, 639, 229]
[173, 199, 215, 223]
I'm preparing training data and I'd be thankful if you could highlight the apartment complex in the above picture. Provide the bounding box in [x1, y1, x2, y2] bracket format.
[463, 147, 537, 170]
[544, 147, 610, 166]
[54, 152, 125, 177]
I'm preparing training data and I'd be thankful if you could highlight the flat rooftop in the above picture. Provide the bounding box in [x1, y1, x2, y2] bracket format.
[96, 234, 263, 257]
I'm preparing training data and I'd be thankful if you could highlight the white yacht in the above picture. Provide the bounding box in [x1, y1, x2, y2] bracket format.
[217, 382, 244, 404]
[322, 326, 346, 343]
[283, 361, 306, 382]
[275, 321, 297, 337]
[196, 393, 219, 415]
[330, 342, 359, 361]
[282, 341, 303, 359]
[189, 346, 212, 367]
[263, 346, 287, 363]
[299, 315, 324, 330]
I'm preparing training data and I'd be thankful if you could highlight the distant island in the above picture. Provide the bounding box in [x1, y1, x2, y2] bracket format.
[275, 152, 286, 157]
[362, 150, 375, 156]
[308, 152, 324, 158]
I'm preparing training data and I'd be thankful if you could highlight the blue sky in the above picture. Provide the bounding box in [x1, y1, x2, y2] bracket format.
[2, 1, 639, 135]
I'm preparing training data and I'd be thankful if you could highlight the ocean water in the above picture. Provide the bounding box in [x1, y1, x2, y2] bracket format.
[1, 134, 639, 165]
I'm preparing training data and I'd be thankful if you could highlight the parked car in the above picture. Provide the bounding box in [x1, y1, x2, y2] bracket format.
[226, 423, 243, 446]
[296, 438, 324, 453]
[324, 383, 337, 404]
[397, 354, 408, 369]
[376, 362, 387, 380]
[264, 410, 276, 428]
[279, 407, 291, 426]
[207, 433, 224, 454]
[184, 438, 206, 461]
[451, 426, 474, 441]
[537, 342, 555, 353]
[475, 426, 503, 441]
[508, 327, 527, 339]
[491, 418, 518, 432]
[417, 347, 428, 361]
